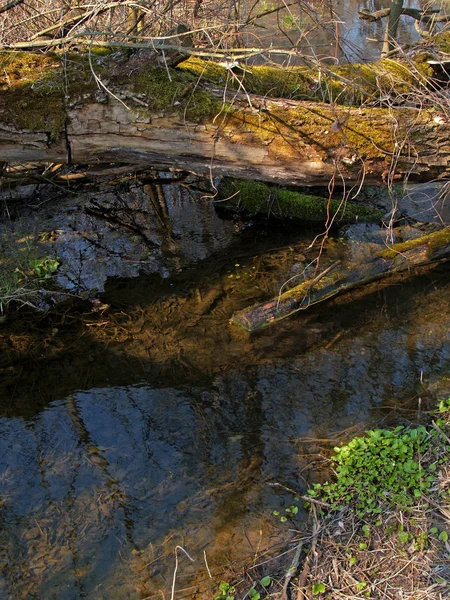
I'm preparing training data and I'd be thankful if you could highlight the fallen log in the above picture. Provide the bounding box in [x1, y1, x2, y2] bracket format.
[219, 178, 384, 223]
[231, 227, 450, 332]
[1, 40, 450, 186]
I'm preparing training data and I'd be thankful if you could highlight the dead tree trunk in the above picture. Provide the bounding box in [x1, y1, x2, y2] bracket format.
[1, 49, 450, 186]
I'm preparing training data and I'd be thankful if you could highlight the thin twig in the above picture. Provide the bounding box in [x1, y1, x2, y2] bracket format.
[170, 546, 194, 600]
[281, 540, 304, 600]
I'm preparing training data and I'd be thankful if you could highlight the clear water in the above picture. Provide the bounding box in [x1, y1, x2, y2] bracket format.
[1, 187, 449, 598]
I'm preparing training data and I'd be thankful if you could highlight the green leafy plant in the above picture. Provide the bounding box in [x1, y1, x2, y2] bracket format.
[29, 257, 60, 278]
[306, 425, 437, 517]
[356, 581, 368, 592]
[246, 575, 272, 599]
[438, 398, 450, 413]
[0, 234, 60, 312]
[215, 581, 235, 600]
[273, 503, 299, 523]
[398, 530, 409, 544]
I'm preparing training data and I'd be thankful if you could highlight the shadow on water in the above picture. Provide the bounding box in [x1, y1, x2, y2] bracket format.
[0, 183, 450, 598]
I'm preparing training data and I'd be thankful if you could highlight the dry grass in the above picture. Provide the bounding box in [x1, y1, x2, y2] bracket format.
[293, 497, 450, 599]
[221, 407, 450, 600]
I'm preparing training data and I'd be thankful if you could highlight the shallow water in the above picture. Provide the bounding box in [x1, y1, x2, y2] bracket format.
[1, 183, 450, 598]
[243, 0, 424, 64]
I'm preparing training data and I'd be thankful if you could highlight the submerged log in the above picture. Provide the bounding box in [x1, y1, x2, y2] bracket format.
[1, 41, 450, 186]
[231, 227, 450, 332]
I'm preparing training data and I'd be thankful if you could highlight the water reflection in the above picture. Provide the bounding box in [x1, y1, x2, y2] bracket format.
[242, 0, 423, 64]
[53, 177, 238, 293]
[1, 314, 449, 598]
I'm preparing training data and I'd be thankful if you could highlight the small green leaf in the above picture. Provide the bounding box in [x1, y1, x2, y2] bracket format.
[356, 581, 367, 591]
[398, 531, 409, 544]
[280, 516, 288, 523]
[439, 530, 448, 542]
[260, 576, 271, 587]
[272, 510, 280, 516]
[349, 557, 357, 566]
[312, 582, 326, 594]
[362, 525, 370, 537]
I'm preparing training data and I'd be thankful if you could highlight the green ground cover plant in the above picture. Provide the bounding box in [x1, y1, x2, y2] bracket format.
[306, 423, 442, 518]
[0, 245, 60, 312]
[218, 397, 450, 599]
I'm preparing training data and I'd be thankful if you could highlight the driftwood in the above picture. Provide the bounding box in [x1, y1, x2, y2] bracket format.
[1, 42, 450, 186]
[231, 227, 450, 332]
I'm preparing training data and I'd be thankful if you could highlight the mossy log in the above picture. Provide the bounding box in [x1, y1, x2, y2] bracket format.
[219, 178, 383, 223]
[1, 45, 450, 185]
[231, 227, 450, 332]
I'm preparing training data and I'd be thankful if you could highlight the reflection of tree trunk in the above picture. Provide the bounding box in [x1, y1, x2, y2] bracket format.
[66, 395, 124, 494]
[145, 183, 170, 230]
[382, 0, 404, 56]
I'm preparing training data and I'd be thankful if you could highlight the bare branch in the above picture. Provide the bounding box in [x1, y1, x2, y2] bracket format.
[0, 0, 26, 16]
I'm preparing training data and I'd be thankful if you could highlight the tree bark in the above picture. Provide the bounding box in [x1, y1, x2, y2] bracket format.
[1, 50, 450, 186]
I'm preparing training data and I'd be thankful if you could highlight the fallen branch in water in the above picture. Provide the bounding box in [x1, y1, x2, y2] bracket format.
[231, 226, 450, 332]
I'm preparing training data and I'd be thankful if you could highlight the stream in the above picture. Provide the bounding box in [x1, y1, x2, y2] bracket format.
[0, 173, 450, 599]
[0, 0, 449, 596]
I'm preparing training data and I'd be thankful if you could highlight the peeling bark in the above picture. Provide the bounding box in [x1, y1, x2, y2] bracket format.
[1, 50, 450, 186]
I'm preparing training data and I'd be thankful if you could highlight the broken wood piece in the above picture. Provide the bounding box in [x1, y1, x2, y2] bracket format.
[231, 227, 450, 332]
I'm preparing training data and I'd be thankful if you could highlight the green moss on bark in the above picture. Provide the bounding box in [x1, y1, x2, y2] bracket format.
[220, 178, 383, 223]
[380, 227, 450, 259]
[129, 65, 221, 118]
[180, 56, 432, 105]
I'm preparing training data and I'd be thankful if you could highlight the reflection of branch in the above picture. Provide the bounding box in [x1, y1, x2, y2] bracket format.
[240, 0, 298, 29]
[66, 394, 124, 492]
